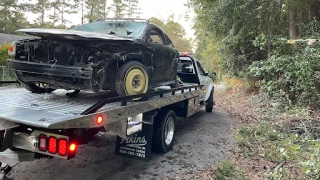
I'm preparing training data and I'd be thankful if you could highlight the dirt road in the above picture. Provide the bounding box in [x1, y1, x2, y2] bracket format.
[7, 108, 234, 180]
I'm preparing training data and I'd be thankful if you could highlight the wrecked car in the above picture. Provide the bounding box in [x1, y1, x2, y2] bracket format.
[6, 19, 179, 96]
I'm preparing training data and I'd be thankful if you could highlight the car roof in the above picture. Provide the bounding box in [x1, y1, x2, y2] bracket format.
[95, 18, 150, 23]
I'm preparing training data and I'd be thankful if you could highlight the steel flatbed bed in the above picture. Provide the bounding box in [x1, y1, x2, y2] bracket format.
[0, 86, 202, 129]
[0, 84, 208, 178]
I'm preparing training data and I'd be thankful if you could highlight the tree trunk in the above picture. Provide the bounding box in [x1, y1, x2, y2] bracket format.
[61, 1, 64, 26]
[289, 2, 298, 39]
[103, 0, 107, 19]
[311, 0, 320, 20]
[81, 0, 84, 24]
[41, 4, 45, 27]
[90, 3, 94, 22]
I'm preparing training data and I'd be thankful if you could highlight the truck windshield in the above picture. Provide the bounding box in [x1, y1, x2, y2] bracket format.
[178, 59, 195, 74]
[72, 21, 147, 38]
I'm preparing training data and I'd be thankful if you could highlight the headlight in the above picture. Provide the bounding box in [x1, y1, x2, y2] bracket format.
[8, 41, 17, 57]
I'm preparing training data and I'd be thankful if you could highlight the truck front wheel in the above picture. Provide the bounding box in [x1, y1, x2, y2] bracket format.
[205, 90, 214, 112]
[152, 109, 176, 153]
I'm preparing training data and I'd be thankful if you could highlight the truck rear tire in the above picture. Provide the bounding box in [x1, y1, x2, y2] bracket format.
[152, 109, 176, 153]
[205, 90, 214, 112]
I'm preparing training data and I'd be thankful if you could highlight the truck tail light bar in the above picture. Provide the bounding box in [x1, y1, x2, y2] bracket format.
[58, 139, 68, 156]
[37, 135, 76, 159]
[39, 134, 47, 151]
[48, 137, 57, 154]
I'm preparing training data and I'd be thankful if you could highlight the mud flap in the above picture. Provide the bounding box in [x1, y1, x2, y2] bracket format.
[115, 111, 156, 162]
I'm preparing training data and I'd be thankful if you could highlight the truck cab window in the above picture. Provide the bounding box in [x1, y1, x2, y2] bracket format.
[196, 61, 206, 76]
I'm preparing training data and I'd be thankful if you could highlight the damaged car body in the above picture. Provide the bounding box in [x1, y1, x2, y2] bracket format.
[7, 19, 179, 96]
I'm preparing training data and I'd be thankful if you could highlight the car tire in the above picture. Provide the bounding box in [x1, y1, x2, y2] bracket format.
[24, 82, 56, 94]
[115, 61, 149, 96]
[15, 71, 55, 94]
[205, 90, 214, 112]
[152, 109, 176, 153]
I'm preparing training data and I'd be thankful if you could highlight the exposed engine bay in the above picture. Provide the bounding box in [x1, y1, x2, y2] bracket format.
[9, 38, 146, 93]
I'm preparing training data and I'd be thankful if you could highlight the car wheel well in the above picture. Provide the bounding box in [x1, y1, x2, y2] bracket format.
[118, 58, 143, 68]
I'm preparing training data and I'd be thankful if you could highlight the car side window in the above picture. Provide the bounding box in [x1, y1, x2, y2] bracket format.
[196, 61, 206, 76]
[164, 33, 174, 48]
[148, 30, 164, 45]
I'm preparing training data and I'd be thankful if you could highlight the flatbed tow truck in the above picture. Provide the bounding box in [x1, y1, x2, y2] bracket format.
[0, 53, 215, 179]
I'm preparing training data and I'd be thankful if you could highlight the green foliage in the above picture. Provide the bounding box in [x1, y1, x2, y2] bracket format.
[110, 0, 127, 18]
[214, 161, 235, 180]
[0, 0, 29, 33]
[238, 117, 320, 179]
[149, 16, 192, 52]
[189, 0, 320, 108]
[213, 161, 248, 180]
[85, 0, 109, 23]
[300, 140, 320, 179]
[250, 43, 320, 107]
[124, 0, 140, 18]
[0, 44, 9, 66]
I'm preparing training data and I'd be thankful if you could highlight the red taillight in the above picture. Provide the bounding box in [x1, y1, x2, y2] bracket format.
[96, 115, 104, 124]
[48, 137, 57, 154]
[38, 134, 47, 151]
[183, 52, 188, 56]
[38, 135, 76, 159]
[69, 143, 76, 152]
[58, 139, 68, 156]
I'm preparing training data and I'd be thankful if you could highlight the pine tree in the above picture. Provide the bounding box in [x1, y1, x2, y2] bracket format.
[32, 0, 51, 27]
[124, 0, 140, 18]
[85, 0, 108, 23]
[0, 0, 28, 33]
[111, 0, 127, 18]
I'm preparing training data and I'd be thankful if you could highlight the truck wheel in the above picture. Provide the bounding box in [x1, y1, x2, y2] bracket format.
[25, 82, 56, 94]
[205, 90, 214, 112]
[115, 61, 149, 96]
[84, 128, 101, 140]
[152, 109, 176, 153]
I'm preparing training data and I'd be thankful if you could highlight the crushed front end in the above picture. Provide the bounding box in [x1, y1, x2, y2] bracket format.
[7, 38, 108, 92]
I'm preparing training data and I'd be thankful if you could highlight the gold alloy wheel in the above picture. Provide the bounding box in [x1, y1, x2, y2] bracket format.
[124, 66, 148, 95]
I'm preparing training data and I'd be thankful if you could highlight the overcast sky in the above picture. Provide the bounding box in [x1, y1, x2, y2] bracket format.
[26, 0, 195, 39]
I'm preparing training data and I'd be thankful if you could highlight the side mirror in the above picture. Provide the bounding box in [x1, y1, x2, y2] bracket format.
[204, 72, 209, 76]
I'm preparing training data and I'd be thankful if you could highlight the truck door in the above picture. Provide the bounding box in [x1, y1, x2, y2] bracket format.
[195, 61, 210, 91]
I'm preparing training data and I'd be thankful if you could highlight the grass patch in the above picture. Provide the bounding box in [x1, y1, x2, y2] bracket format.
[237, 117, 320, 179]
[215, 88, 320, 179]
[213, 161, 247, 180]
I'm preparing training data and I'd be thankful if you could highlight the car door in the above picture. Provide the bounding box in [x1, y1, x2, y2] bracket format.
[195, 61, 210, 91]
[146, 27, 175, 83]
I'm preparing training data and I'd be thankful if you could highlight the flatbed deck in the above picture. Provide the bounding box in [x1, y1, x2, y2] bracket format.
[0, 87, 202, 129]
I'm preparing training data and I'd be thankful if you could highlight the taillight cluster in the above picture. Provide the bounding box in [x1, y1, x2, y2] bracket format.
[38, 134, 76, 159]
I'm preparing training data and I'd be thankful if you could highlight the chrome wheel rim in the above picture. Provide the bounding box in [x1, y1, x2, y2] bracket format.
[164, 117, 175, 145]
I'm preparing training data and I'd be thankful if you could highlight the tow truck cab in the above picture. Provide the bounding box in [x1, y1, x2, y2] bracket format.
[177, 52, 215, 103]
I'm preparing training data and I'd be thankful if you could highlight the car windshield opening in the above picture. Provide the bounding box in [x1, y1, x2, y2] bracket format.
[72, 21, 147, 38]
